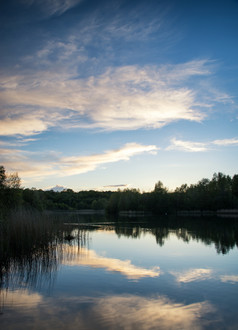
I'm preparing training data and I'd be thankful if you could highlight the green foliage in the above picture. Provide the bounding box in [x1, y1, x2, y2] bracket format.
[232, 174, 238, 198]
[1, 164, 238, 215]
[0, 166, 23, 213]
[5, 172, 21, 189]
[0, 165, 6, 188]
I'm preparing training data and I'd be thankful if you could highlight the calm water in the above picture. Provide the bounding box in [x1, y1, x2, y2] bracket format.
[1, 215, 238, 329]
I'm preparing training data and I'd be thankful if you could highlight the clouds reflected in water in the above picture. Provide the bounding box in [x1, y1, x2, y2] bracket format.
[0, 291, 216, 330]
[63, 245, 160, 280]
[170, 268, 213, 283]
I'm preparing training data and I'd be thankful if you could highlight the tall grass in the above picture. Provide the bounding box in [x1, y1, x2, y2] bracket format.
[0, 210, 66, 289]
[0, 210, 92, 292]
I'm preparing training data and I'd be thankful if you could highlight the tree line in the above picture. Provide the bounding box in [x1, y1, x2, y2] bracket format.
[1, 165, 238, 215]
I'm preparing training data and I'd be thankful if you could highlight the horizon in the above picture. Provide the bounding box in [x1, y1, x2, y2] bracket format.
[0, 0, 238, 192]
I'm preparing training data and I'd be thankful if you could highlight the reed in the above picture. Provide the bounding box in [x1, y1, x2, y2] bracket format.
[0, 209, 65, 288]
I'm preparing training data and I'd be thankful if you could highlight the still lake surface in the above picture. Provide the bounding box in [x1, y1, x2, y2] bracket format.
[1, 214, 238, 329]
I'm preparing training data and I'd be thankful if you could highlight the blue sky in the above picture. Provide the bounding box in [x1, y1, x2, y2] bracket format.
[0, 0, 238, 191]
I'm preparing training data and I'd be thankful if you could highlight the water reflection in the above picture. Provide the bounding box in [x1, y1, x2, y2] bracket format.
[1, 215, 238, 291]
[113, 216, 238, 254]
[89, 295, 216, 330]
[220, 275, 238, 284]
[170, 268, 213, 283]
[1, 293, 216, 330]
[1, 289, 42, 310]
[63, 245, 160, 279]
[1, 214, 238, 329]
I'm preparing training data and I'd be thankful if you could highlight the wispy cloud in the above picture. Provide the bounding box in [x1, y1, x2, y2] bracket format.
[166, 138, 208, 152]
[22, 0, 82, 17]
[167, 137, 238, 152]
[59, 143, 158, 176]
[0, 143, 157, 181]
[0, 112, 50, 136]
[103, 184, 129, 188]
[212, 138, 238, 146]
[0, 60, 213, 136]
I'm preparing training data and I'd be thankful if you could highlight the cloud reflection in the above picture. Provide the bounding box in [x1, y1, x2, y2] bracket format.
[63, 246, 160, 279]
[1, 289, 42, 309]
[1, 292, 216, 329]
[91, 295, 215, 330]
[220, 275, 238, 284]
[171, 268, 213, 283]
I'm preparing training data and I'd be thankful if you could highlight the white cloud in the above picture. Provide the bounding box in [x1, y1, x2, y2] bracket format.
[0, 142, 157, 180]
[212, 138, 238, 146]
[167, 137, 238, 152]
[0, 61, 212, 136]
[166, 138, 208, 152]
[0, 113, 50, 136]
[59, 143, 158, 176]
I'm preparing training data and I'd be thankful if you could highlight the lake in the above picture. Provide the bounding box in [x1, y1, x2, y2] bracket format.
[1, 214, 238, 329]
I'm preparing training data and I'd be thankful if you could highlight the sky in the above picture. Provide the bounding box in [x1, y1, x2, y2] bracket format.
[0, 0, 238, 192]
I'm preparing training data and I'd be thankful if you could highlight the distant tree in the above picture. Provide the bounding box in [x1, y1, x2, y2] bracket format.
[232, 174, 238, 198]
[5, 172, 21, 189]
[153, 181, 170, 214]
[154, 181, 168, 194]
[0, 165, 6, 188]
[210, 172, 232, 209]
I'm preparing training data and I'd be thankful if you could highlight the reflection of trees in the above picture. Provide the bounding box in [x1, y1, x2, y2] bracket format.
[113, 216, 238, 254]
[59, 216, 238, 255]
[151, 227, 169, 246]
[1, 213, 238, 297]
[115, 226, 142, 239]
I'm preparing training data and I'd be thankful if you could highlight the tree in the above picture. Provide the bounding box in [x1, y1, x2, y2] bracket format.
[154, 181, 168, 194]
[0, 165, 6, 188]
[232, 174, 238, 198]
[5, 172, 21, 189]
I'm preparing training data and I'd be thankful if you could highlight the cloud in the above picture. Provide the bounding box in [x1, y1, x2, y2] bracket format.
[63, 246, 160, 280]
[22, 0, 82, 17]
[0, 142, 157, 180]
[166, 138, 208, 152]
[0, 60, 212, 136]
[171, 268, 213, 283]
[103, 184, 129, 188]
[167, 137, 238, 152]
[212, 138, 238, 146]
[59, 143, 158, 176]
[0, 113, 50, 136]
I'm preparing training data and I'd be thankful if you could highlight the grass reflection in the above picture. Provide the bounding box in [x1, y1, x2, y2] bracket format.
[0, 211, 90, 292]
